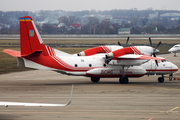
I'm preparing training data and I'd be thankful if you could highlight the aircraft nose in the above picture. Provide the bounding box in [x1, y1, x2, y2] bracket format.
[168, 48, 172, 52]
[171, 63, 178, 71]
[168, 48, 175, 52]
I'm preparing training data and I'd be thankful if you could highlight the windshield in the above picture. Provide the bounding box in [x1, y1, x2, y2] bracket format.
[161, 60, 167, 62]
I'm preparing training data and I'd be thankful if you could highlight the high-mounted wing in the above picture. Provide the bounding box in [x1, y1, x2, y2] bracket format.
[0, 85, 73, 107]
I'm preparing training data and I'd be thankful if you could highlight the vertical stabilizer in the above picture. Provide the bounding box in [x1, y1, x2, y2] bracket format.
[19, 16, 44, 56]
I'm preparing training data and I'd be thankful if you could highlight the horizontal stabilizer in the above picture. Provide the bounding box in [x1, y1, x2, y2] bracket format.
[3, 49, 21, 57]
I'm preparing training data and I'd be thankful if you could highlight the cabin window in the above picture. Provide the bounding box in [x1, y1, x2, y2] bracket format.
[89, 64, 92, 67]
[103, 63, 107, 67]
[75, 64, 78, 67]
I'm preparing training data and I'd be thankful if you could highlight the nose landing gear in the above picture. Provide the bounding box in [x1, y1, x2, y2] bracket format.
[158, 75, 164, 83]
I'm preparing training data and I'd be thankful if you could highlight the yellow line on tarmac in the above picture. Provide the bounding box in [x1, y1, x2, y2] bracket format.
[170, 106, 179, 111]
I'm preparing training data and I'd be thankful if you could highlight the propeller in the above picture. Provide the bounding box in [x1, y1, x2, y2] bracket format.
[117, 41, 121, 46]
[125, 36, 130, 46]
[149, 36, 161, 66]
[105, 55, 113, 64]
[117, 36, 130, 46]
[149, 36, 152, 47]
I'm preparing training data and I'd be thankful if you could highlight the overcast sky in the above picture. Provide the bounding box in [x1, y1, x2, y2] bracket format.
[1, 0, 180, 12]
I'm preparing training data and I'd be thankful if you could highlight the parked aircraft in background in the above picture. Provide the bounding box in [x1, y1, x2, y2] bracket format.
[3, 16, 178, 84]
[0, 85, 73, 107]
[168, 44, 180, 57]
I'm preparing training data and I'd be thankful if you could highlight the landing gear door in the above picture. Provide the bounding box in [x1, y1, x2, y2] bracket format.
[151, 60, 156, 70]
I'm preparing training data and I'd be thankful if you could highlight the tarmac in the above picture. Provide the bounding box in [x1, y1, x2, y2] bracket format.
[0, 53, 180, 120]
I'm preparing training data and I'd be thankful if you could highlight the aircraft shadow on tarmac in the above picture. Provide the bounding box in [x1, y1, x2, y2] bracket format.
[0, 114, 19, 120]
[40, 81, 179, 88]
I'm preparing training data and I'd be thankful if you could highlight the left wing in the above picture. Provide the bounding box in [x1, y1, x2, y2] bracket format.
[0, 85, 73, 107]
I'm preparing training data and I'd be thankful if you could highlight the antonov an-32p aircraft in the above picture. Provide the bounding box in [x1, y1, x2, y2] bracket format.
[3, 16, 178, 84]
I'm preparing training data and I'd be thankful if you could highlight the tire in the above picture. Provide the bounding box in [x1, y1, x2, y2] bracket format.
[91, 77, 100, 82]
[158, 77, 164, 83]
[119, 76, 129, 84]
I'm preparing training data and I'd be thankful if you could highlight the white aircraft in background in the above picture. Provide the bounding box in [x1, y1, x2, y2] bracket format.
[0, 85, 73, 107]
[3, 16, 178, 84]
[168, 44, 180, 57]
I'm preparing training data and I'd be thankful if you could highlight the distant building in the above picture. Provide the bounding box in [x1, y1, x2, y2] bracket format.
[110, 19, 123, 25]
[71, 23, 81, 29]
[118, 28, 130, 35]
[149, 12, 159, 19]
[160, 13, 180, 20]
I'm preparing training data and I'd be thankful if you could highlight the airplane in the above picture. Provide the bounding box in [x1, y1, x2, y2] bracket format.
[2, 16, 178, 84]
[0, 85, 73, 107]
[168, 44, 180, 57]
[77, 45, 178, 83]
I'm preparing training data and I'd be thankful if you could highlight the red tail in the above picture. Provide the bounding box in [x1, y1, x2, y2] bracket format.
[19, 16, 45, 56]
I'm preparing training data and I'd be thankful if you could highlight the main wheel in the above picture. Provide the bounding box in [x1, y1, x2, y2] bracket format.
[158, 77, 164, 83]
[119, 76, 129, 84]
[91, 77, 100, 82]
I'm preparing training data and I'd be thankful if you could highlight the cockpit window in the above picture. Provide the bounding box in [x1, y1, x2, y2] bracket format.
[174, 46, 179, 48]
[161, 60, 167, 62]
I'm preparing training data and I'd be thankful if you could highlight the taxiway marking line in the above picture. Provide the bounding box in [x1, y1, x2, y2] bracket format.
[170, 106, 179, 112]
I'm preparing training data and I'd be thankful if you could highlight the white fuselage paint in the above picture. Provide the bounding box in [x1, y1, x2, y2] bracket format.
[168, 44, 180, 54]
[22, 52, 178, 77]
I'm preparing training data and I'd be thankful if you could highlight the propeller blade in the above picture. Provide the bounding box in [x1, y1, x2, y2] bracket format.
[155, 60, 158, 66]
[149, 36, 152, 47]
[117, 41, 121, 46]
[154, 41, 161, 51]
[153, 53, 156, 57]
[125, 36, 130, 46]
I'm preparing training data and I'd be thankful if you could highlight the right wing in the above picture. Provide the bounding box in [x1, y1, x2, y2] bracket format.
[0, 85, 73, 107]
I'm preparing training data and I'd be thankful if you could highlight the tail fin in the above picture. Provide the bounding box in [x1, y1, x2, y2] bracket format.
[19, 16, 44, 56]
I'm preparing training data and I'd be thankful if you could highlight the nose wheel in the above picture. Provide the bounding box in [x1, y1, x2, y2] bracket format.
[158, 75, 164, 83]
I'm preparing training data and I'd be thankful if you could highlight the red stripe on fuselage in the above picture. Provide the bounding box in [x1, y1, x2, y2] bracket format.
[146, 69, 178, 72]
[24, 46, 97, 72]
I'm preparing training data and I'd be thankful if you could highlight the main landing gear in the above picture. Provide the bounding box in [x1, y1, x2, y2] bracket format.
[91, 77, 100, 82]
[119, 76, 129, 84]
[119, 66, 129, 84]
[158, 75, 164, 83]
